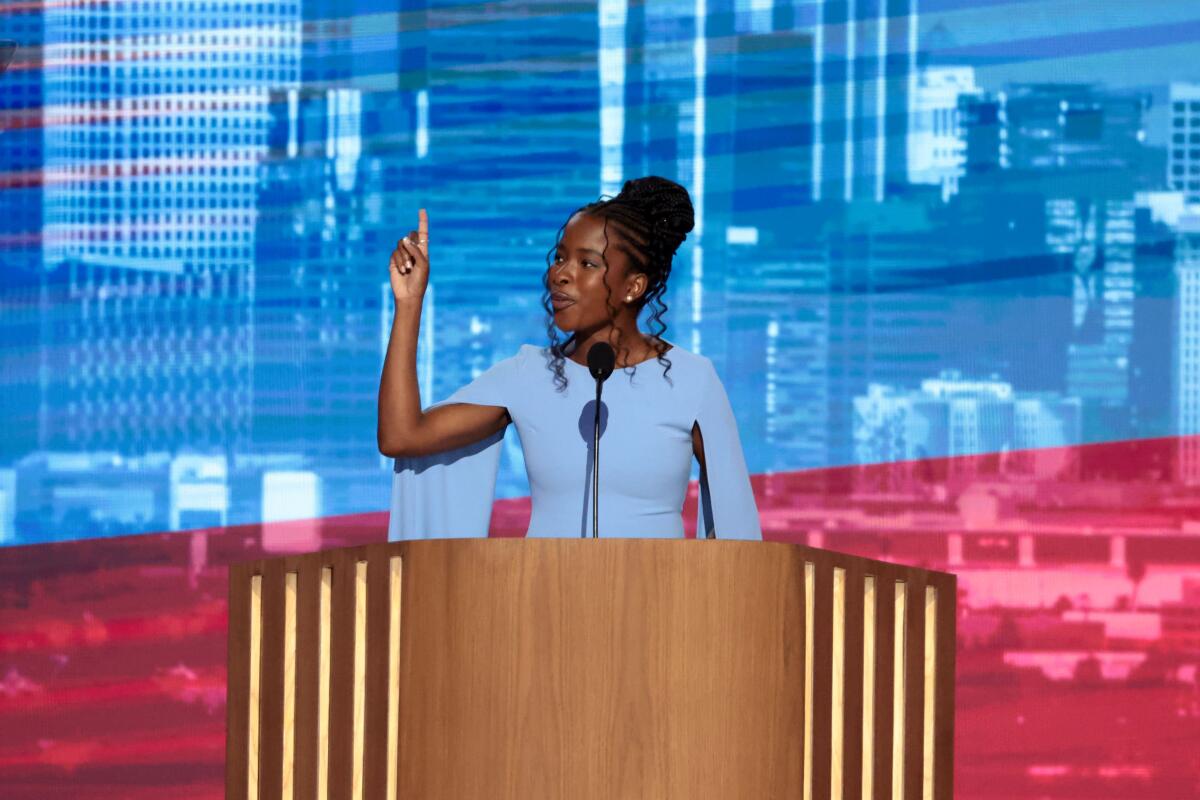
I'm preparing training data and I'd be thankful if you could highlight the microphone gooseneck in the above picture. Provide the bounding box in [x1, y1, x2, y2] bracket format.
[586, 342, 615, 538]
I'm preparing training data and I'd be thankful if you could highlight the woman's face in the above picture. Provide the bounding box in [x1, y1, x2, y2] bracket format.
[546, 212, 645, 333]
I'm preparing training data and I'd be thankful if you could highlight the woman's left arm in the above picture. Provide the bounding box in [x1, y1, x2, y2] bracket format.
[692, 360, 762, 540]
[692, 422, 713, 538]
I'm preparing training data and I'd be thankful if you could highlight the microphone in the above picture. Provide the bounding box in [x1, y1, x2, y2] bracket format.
[0, 42, 15, 77]
[587, 341, 615, 382]
[586, 342, 615, 538]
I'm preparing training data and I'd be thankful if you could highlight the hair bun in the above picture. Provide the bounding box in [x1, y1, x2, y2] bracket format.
[616, 176, 695, 252]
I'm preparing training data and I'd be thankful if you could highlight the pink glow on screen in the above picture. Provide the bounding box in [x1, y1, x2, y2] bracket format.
[2, 438, 1200, 798]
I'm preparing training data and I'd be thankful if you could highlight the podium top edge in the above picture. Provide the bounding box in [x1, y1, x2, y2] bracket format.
[229, 537, 958, 585]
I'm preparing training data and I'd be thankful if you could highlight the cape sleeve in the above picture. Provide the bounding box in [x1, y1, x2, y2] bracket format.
[386, 351, 522, 541]
[694, 358, 762, 540]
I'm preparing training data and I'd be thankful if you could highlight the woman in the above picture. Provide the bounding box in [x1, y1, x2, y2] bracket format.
[379, 176, 760, 540]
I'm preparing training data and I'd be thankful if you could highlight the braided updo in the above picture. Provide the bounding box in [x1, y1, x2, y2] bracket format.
[541, 175, 695, 391]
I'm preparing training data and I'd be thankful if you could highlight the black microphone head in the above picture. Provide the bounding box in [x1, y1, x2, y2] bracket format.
[587, 342, 616, 382]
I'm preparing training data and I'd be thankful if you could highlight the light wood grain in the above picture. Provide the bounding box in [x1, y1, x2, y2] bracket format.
[317, 567, 331, 800]
[893, 581, 907, 800]
[248, 574, 262, 800]
[386, 556, 402, 800]
[226, 539, 957, 800]
[803, 560, 815, 800]
[862, 574, 876, 800]
[397, 540, 805, 798]
[831, 567, 846, 800]
[351, 561, 367, 800]
[281, 572, 296, 800]
[923, 585, 938, 800]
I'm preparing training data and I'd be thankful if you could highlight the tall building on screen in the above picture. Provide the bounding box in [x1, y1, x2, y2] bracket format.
[38, 0, 300, 452]
[1169, 83, 1200, 207]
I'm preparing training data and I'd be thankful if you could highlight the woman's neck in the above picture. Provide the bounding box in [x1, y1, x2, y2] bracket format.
[567, 324, 662, 368]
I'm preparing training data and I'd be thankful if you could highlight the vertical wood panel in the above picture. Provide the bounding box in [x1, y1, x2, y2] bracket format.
[351, 561, 369, 800]
[830, 567, 846, 800]
[922, 585, 937, 800]
[892, 580, 907, 800]
[258, 561, 287, 800]
[840, 565, 866, 800]
[904, 574, 928, 800]
[860, 574, 877, 800]
[811, 561, 834, 800]
[871, 572, 895, 800]
[363, 553, 393, 800]
[328, 551, 357, 799]
[294, 560, 322, 800]
[317, 565, 332, 800]
[282, 572, 298, 800]
[248, 573, 264, 800]
[226, 564, 252, 800]
[803, 561, 815, 800]
[386, 556, 403, 800]
[934, 576, 957, 800]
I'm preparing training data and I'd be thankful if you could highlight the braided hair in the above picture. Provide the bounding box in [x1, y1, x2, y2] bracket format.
[541, 175, 695, 391]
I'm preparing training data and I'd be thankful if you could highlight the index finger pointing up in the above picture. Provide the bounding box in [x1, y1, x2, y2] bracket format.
[418, 208, 428, 242]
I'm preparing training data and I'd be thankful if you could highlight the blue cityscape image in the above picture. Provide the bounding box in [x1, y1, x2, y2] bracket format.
[2, 0, 1199, 544]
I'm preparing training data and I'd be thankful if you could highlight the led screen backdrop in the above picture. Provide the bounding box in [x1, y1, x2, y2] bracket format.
[2, 0, 1200, 797]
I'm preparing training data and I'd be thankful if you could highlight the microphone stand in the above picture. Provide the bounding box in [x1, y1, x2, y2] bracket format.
[592, 377, 601, 538]
[584, 342, 615, 538]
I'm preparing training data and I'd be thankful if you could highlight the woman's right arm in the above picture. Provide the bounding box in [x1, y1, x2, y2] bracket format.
[377, 210, 510, 458]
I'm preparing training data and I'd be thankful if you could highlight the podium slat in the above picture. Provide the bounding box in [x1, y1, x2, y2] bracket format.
[362, 554, 393, 800]
[871, 569, 897, 800]
[934, 575, 957, 800]
[904, 572, 928, 800]
[226, 563, 252, 800]
[258, 560, 287, 800]
[840, 563, 867, 800]
[326, 550, 358, 799]
[293, 559, 321, 800]
[810, 560, 835, 799]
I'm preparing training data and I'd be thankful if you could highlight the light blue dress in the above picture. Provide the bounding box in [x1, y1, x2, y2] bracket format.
[387, 342, 762, 540]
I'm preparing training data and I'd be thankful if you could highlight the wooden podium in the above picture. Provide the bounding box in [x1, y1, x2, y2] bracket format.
[226, 539, 955, 799]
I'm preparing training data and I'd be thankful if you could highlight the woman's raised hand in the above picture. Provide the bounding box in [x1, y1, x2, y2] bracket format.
[389, 208, 430, 303]
[378, 206, 511, 458]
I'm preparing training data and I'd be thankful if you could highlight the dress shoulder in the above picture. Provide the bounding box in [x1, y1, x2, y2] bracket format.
[649, 344, 719, 415]
[439, 345, 532, 408]
[655, 344, 712, 377]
